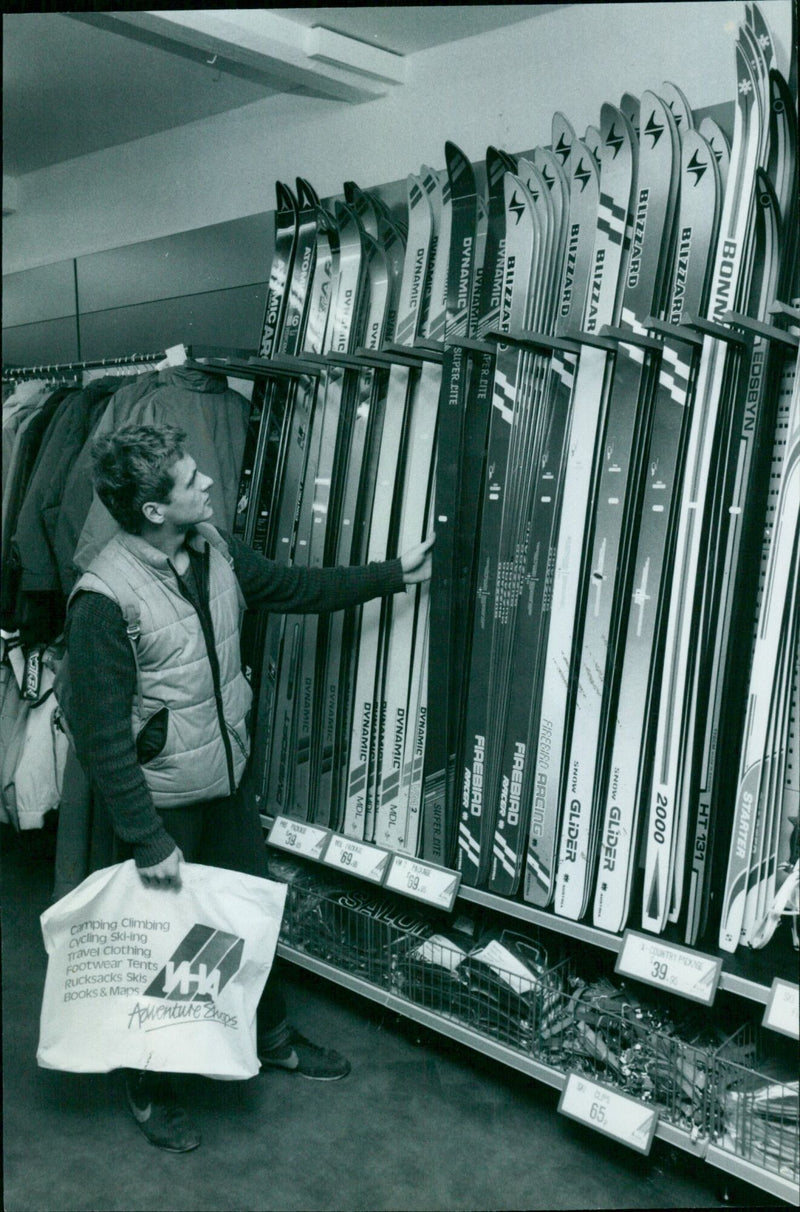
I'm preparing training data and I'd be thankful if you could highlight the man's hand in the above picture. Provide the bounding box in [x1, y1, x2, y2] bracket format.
[137, 846, 183, 890]
[400, 533, 435, 585]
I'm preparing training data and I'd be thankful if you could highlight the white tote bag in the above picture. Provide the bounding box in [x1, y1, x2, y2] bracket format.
[37, 860, 286, 1080]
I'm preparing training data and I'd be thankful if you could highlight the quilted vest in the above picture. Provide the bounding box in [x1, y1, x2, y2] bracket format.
[69, 523, 252, 807]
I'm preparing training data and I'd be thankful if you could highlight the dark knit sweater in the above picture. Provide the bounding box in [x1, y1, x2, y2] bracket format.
[66, 529, 405, 868]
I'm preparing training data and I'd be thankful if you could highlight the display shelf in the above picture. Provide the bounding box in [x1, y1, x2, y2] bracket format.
[268, 843, 797, 1199]
[704, 1143, 799, 1206]
[277, 941, 709, 1161]
[261, 814, 796, 1008]
[455, 888, 797, 1008]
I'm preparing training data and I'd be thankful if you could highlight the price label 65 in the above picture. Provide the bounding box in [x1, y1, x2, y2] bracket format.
[558, 1073, 659, 1154]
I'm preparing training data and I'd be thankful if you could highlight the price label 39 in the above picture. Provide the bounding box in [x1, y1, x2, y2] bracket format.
[558, 1073, 659, 1154]
[616, 930, 722, 1005]
[322, 834, 390, 883]
[268, 816, 330, 860]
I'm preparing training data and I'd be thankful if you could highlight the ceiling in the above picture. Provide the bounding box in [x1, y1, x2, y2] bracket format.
[3, 7, 565, 176]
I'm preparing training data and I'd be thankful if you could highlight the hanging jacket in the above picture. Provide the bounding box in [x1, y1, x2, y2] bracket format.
[69, 522, 252, 809]
[53, 372, 159, 593]
[1, 386, 75, 628]
[12, 379, 120, 644]
[71, 366, 250, 580]
[14, 378, 121, 596]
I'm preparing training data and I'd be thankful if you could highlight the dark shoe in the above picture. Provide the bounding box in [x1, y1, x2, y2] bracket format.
[124, 1070, 201, 1152]
[258, 1029, 351, 1081]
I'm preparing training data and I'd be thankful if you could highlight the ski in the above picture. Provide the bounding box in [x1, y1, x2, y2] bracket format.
[314, 228, 393, 827]
[678, 61, 794, 937]
[233, 183, 298, 543]
[253, 189, 336, 814]
[609, 121, 722, 935]
[647, 15, 769, 947]
[457, 168, 546, 885]
[322, 196, 402, 833]
[374, 166, 450, 852]
[547, 104, 638, 918]
[491, 135, 593, 899]
[342, 174, 434, 841]
[582, 90, 681, 936]
[286, 202, 369, 821]
[421, 141, 479, 867]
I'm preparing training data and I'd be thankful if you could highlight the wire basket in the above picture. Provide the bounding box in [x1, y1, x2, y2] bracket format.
[278, 868, 573, 1057]
[710, 1023, 799, 1182]
[397, 930, 574, 1056]
[541, 977, 716, 1137]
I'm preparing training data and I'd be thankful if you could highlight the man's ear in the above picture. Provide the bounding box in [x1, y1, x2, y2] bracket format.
[141, 501, 165, 526]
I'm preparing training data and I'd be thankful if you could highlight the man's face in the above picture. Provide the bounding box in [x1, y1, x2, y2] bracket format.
[160, 453, 214, 528]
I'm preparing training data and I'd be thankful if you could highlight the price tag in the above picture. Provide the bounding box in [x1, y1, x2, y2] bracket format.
[558, 1073, 659, 1155]
[321, 834, 391, 884]
[268, 816, 330, 861]
[762, 978, 799, 1039]
[384, 855, 461, 911]
[615, 930, 722, 1005]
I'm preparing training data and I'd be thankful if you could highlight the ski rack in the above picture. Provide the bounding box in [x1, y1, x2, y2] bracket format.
[446, 336, 496, 357]
[485, 327, 582, 355]
[770, 301, 800, 324]
[184, 356, 319, 380]
[379, 339, 445, 364]
[248, 285, 800, 1200]
[599, 324, 664, 355]
[680, 312, 750, 348]
[721, 310, 800, 349]
[354, 345, 421, 369]
[643, 316, 705, 348]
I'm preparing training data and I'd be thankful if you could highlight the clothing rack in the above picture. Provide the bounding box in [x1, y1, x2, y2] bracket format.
[2, 345, 258, 383]
[2, 352, 166, 381]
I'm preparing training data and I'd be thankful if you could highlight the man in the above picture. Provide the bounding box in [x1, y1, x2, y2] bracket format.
[66, 422, 433, 1152]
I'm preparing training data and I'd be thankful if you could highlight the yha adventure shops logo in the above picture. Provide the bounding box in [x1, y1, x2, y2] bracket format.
[144, 923, 244, 1002]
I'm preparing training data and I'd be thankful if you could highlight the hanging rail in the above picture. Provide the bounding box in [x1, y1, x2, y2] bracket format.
[2, 351, 166, 380]
[2, 344, 261, 382]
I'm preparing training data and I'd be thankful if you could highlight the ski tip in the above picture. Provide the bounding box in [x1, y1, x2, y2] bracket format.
[296, 178, 321, 210]
[275, 181, 298, 213]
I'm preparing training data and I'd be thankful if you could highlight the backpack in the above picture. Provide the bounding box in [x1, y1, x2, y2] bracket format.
[53, 599, 143, 748]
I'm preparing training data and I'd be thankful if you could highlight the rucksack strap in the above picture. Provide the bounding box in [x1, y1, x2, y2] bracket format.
[119, 602, 143, 718]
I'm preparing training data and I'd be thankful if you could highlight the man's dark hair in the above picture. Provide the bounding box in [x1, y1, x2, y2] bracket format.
[92, 423, 187, 534]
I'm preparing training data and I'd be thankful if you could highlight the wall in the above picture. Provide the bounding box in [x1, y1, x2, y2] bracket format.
[3, 2, 793, 274]
[2, 1, 793, 364]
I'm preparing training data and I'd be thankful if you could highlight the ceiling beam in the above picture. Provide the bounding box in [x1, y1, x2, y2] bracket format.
[68, 10, 407, 103]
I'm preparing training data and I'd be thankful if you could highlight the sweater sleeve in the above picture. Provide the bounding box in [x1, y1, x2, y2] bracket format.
[66, 591, 176, 869]
[222, 530, 406, 614]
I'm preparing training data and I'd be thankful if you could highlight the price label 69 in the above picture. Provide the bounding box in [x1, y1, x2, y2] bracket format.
[384, 855, 461, 910]
[321, 834, 390, 884]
